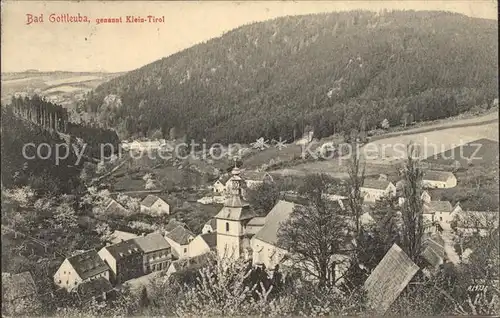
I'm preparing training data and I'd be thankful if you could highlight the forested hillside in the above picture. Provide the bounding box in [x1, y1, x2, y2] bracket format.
[1, 107, 83, 194]
[84, 10, 498, 143]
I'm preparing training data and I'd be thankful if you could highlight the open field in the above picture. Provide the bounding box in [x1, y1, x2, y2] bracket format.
[271, 112, 498, 177]
[361, 122, 498, 165]
[1, 71, 123, 108]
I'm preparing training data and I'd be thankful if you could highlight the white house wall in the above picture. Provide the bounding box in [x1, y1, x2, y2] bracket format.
[54, 259, 82, 291]
[98, 247, 117, 274]
[188, 235, 211, 258]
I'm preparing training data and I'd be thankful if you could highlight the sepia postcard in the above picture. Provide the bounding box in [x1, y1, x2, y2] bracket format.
[1, 0, 498, 316]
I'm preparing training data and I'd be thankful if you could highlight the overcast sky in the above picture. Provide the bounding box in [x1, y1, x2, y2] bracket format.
[1, 1, 497, 73]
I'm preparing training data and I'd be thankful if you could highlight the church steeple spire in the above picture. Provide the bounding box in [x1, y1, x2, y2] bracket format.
[224, 166, 247, 208]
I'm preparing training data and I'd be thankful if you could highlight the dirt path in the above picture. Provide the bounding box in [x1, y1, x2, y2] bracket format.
[441, 230, 460, 265]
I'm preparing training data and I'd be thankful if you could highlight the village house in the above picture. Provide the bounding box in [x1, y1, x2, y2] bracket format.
[109, 230, 139, 245]
[140, 194, 170, 216]
[361, 179, 397, 202]
[212, 175, 231, 194]
[165, 225, 195, 259]
[399, 190, 432, 206]
[188, 232, 217, 258]
[74, 277, 114, 303]
[420, 233, 446, 272]
[2, 271, 39, 309]
[422, 170, 457, 189]
[166, 253, 213, 278]
[54, 250, 110, 291]
[104, 198, 129, 216]
[202, 219, 217, 234]
[98, 240, 143, 284]
[164, 219, 188, 234]
[423, 200, 460, 230]
[241, 171, 275, 189]
[133, 233, 172, 273]
[126, 139, 166, 152]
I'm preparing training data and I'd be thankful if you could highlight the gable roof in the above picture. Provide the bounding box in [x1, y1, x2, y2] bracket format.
[425, 201, 453, 213]
[104, 239, 142, 260]
[247, 216, 266, 226]
[75, 277, 113, 301]
[364, 244, 420, 314]
[133, 233, 170, 253]
[362, 179, 392, 190]
[169, 253, 214, 272]
[204, 218, 217, 230]
[200, 232, 217, 249]
[422, 234, 445, 266]
[253, 200, 296, 246]
[421, 246, 443, 268]
[2, 271, 37, 302]
[166, 225, 195, 245]
[423, 170, 455, 182]
[105, 200, 129, 215]
[165, 219, 187, 232]
[216, 175, 231, 185]
[67, 250, 109, 280]
[109, 230, 138, 244]
[141, 194, 166, 208]
[241, 171, 274, 182]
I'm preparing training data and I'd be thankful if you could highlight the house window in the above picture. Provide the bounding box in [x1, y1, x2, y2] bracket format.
[440, 217, 443, 221]
[226, 222, 230, 232]
[58, 280, 61, 284]
[63, 271, 66, 274]
[184, 247, 187, 253]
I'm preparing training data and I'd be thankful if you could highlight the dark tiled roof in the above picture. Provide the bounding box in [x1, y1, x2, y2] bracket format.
[421, 246, 443, 268]
[423, 170, 455, 182]
[204, 218, 217, 230]
[166, 225, 195, 245]
[141, 194, 162, 207]
[170, 253, 214, 272]
[75, 277, 113, 301]
[109, 230, 138, 244]
[364, 244, 420, 314]
[215, 201, 255, 221]
[165, 219, 187, 232]
[216, 175, 231, 185]
[105, 200, 129, 215]
[2, 271, 37, 302]
[104, 240, 142, 260]
[425, 201, 453, 213]
[133, 233, 170, 253]
[247, 216, 266, 226]
[362, 179, 392, 190]
[67, 250, 109, 280]
[200, 232, 217, 249]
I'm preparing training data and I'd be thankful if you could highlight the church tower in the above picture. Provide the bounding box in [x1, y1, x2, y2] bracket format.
[215, 166, 255, 260]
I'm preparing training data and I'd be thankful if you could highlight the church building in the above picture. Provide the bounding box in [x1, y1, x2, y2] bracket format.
[214, 167, 256, 260]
